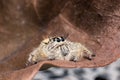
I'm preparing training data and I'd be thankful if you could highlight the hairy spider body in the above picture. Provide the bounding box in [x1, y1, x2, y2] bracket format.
[27, 36, 94, 64]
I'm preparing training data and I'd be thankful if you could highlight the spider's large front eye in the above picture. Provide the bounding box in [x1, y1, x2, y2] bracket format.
[56, 38, 61, 42]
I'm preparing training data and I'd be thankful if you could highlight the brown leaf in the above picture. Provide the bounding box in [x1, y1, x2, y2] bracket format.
[0, 0, 120, 80]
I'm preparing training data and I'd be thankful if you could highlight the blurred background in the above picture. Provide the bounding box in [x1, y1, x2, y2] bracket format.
[34, 59, 120, 80]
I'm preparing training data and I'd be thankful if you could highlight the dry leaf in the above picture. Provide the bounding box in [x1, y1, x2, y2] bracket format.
[0, 0, 120, 80]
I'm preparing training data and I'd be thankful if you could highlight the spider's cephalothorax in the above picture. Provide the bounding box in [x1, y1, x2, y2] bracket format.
[27, 36, 95, 65]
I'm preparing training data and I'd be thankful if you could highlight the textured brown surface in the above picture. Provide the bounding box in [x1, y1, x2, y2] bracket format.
[0, 0, 120, 80]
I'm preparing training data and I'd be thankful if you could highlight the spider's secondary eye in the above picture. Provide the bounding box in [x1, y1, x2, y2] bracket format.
[60, 37, 65, 41]
[44, 42, 48, 44]
[52, 38, 56, 41]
